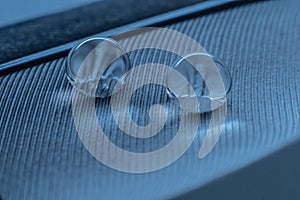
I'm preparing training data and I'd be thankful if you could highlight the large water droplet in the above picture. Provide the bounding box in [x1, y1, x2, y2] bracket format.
[66, 37, 130, 98]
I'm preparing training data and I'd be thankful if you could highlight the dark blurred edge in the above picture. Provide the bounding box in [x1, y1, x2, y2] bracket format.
[175, 138, 300, 200]
[0, 0, 257, 75]
[0, 0, 204, 65]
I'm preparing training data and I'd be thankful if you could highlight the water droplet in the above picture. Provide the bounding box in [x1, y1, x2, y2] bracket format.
[66, 37, 130, 98]
[167, 53, 231, 113]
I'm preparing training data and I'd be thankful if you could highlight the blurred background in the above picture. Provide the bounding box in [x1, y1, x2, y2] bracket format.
[0, 0, 99, 27]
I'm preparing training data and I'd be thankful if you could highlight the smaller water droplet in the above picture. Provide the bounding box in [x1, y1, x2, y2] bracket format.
[167, 53, 232, 113]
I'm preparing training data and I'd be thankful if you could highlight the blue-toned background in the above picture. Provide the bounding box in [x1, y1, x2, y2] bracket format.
[0, 0, 300, 199]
